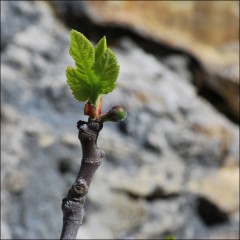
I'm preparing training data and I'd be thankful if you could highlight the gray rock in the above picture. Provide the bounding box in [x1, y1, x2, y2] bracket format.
[163, 54, 192, 83]
[1, 1, 40, 50]
[135, 197, 190, 239]
[1, 1, 239, 240]
[112, 157, 186, 199]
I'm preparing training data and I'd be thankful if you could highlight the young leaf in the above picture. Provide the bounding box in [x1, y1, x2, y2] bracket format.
[95, 36, 107, 61]
[67, 30, 97, 103]
[93, 48, 119, 94]
[66, 67, 91, 102]
[69, 30, 95, 80]
[66, 30, 120, 111]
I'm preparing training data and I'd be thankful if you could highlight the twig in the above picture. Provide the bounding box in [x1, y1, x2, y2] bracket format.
[60, 120, 104, 240]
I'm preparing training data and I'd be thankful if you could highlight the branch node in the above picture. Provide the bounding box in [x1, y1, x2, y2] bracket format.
[73, 178, 88, 195]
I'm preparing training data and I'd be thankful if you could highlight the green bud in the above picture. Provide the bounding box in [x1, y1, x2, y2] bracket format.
[111, 106, 127, 121]
[99, 106, 127, 122]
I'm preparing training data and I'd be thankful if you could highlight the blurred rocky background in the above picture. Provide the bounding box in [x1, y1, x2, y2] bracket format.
[1, 1, 239, 239]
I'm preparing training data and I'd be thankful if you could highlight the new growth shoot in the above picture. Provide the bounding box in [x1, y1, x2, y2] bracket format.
[66, 30, 127, 122]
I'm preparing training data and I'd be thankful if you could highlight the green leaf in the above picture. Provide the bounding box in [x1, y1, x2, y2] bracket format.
[66, 30, 119, 107]
[66, 67, 91, 102]
[95, 36, 107, 61]
[93, 48, 119, 94]
[69, 30, 95, 80]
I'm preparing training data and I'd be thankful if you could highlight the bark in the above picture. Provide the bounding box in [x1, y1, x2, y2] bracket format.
[60, 120, 104, 240]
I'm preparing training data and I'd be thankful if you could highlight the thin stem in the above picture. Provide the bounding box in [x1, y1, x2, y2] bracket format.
[60, 121, 104, 240]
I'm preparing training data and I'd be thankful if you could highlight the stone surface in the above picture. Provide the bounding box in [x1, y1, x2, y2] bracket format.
[69, 1, 240, 122]
[188, 167, 239, 214]
[1, 1, 41, 50]
[1, 1, 239, 240]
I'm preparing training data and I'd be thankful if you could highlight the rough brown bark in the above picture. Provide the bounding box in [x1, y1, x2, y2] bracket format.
[60, 120, 104, 240]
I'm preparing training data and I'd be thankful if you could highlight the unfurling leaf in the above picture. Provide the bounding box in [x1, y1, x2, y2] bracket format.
[95, 36, 107, 61]
[66, 30, 119, 114]
[93, 48, 119, 95]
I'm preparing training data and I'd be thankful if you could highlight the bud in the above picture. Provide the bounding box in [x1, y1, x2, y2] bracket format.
[99, 106, 127, 122]
[84, 102, 97, 119]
